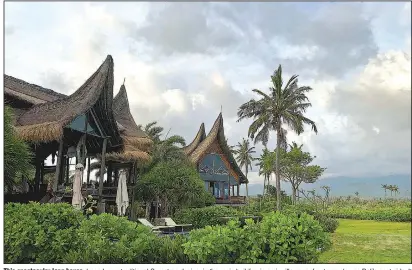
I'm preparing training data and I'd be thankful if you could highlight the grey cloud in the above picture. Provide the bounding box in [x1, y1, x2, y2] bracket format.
[128, 3, 243, 56]
[306, 52, 411, 177]
[5, 24, 15, 35]
[124, 2, 377, 78]
[39, 70, 76, 94]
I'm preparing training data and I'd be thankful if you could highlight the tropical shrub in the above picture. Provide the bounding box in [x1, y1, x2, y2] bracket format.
[153, 234, 190, 263]
[4, 106, 34, 192]
[136, 160, 215, 216]
[313, 215, 339, 233]
[183, 212, 330, 263]
[283, 204, 339, 233]
[63, 214, 159, 263]
[174, 205, 244, 229]
[4, 202, 84, 263]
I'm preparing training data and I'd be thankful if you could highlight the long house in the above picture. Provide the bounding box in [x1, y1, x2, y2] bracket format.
[4, 55, 247, 207]
[183, 113, 248, 205]
[4, 55, 152, 211]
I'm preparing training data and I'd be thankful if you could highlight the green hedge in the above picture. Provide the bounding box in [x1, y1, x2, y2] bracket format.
[173, 205, 244, 229]
[5, 203, 190, 264]
[4, 202, 84, 263]
[283, 204, 339, 233]
[5, 203, 331, 264]
[183, 212, 331, 263]
[326, 207, 411, 222]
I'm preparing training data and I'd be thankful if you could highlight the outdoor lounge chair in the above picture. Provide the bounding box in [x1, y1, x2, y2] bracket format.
[163, 218, 193, 232]
[137, 218, 175, 234]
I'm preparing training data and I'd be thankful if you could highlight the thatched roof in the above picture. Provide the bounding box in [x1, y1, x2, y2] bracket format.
[183, 123, 206, 156]
[188, 113, 248, 184]
[15, 55, 121, 148]
[108, 84, 153, 164]
[4, 75, 66, 105]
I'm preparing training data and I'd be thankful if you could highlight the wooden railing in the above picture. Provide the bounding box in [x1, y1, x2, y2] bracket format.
[215, 196, 246, 204]
[56, 186, 134, 201]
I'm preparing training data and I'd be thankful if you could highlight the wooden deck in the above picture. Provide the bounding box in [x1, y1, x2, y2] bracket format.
[215, 196, 246, 205]
[56, 186, 134, 202]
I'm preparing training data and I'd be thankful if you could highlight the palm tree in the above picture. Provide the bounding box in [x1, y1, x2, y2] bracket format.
[233, 138, 256, 199]
[152, 134, 187, 164]
[355, 191, 359, 197]
[137, 121, 164, 143]
[382, 184, 388, 197]
[387, 185, 395, 196]
[255, 148, 272, 196]
[392, 185, 399, 197]
[226, 139, 236, 155]
[4, 106, 34, 193]
[237, 65, 318, 211]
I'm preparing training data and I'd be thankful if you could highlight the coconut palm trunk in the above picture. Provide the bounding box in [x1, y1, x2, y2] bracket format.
[275, 125, 281, 211]
[245, 166, 249, 199]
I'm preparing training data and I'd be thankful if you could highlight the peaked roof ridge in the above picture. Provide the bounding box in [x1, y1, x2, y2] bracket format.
[4, 74, 68, 104]
[16, 55, 121, 144]
[183, 122, 206, 155]
[189, 112, 248, 184]
[113, 84, 153, 155]
[189, 112, 224, 162]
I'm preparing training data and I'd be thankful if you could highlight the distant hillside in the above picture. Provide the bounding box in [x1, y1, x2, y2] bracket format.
[242, 174, 411, 198]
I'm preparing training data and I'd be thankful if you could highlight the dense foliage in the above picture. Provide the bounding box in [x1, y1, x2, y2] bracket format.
[278, 142, 325, 203]
[4, 202, 84, 263]
[64, 214, 159, 263]
[173, 205, 244, 229]
[5, 203, 189, 264]
[326, 198, 411, 222]
[4, 106, 34, 192]
[5, 203, 336, 263]
[136, 160, 215, 216]
[183, 212, 331, 263]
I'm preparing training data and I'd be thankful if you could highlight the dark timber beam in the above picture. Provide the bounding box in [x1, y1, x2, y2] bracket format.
[98, 137, 108, 201]
[86, 157, 91, 185]
[53, 139, 64, 192]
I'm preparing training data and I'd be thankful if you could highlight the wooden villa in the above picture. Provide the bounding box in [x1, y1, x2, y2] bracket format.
[4, 55, 152, 213]
[183, 113, 247, 205]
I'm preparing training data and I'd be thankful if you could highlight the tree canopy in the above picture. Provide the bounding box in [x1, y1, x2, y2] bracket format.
[278, 142, 325, 203]
[135, 160, 215, 216]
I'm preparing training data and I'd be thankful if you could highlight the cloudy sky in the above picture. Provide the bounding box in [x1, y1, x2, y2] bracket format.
[5, 2, 411, 191]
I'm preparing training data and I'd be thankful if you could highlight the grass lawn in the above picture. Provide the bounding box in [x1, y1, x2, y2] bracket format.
[319, 219, 411, 263]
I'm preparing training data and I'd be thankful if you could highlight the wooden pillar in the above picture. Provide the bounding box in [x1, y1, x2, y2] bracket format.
[130, 163, 136, 221]
[34, 157, 41, 193]
[65, 157, 70, 184]
[86, 157, 91, 185]
[98, 138, 107, 202]
[114, 167, 119, 187]
[107, 162, 113, 186]
[40, 161, 44, 186]
[53, 139, 64, 192]
[232, 185, 235, 196]
[237, 184, 240, 196]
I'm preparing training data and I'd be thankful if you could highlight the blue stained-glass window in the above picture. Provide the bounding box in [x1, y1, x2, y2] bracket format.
[66, 114, 100, 136]
[198, 153, 238, 185]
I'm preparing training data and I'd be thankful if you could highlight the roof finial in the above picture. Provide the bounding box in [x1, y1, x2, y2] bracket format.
[220, 105, 222, 113]
[123, 78, 126, 85]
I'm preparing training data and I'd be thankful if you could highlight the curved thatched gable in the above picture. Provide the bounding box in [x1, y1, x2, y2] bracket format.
[108, 84, 153, 164]
[182, 123, 206, 156]
[4, 74, 66, 105]
[15, 55, 121, 148]
[189, 113, 248, 184]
